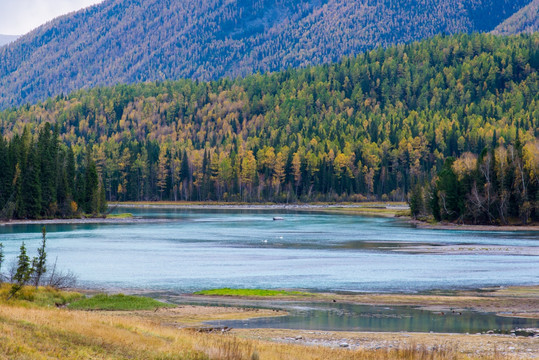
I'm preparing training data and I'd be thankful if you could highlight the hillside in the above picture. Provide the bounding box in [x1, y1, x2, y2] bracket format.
[0, 34, 19, 47]
[493, 0, 539, 35]
[0, 0, 531, 109]
[0, 34, 537, 223]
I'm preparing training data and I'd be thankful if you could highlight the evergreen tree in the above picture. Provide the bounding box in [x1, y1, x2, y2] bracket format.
[408, 184, 424, 218]
[8, 242, 33, 299]
[429, 184, 441, 221]
[66, 147, 76, 199]
[84, 152, 99, 214]
[98, 180, 107, 214]
[19, 146, 42, 219]
[56, 148, 69, 216]
[436, 158, 461, 221]
[32, 227, 47, 288]
[38, 123, 57, 216]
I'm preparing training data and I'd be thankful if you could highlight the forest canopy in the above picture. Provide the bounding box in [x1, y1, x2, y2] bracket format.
[0, 33, 538, 223]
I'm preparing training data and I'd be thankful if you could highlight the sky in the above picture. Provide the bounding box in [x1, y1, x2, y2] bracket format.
[0, 0, 103, 35]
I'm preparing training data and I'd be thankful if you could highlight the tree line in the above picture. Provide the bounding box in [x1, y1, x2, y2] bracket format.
[0, 123, 106, 220]
[0, 34, 537, 223]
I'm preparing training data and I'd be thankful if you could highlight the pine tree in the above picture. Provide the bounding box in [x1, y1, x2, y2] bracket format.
[84, 152, 99, 214]
[38, 123, 57, 216]
[409, 184, 424, 218]
[32, 227, 47, 288]
[21, 146, 42, 219]
[437, 158, 461, 221]
[66, 147, 76, 199]
[429, 185, 441, 221]
[8, 242, 33, 299]
[56, 148, 69, 215]
[98, 180, 107, 214]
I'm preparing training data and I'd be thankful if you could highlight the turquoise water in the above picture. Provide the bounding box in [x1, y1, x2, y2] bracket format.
[0, 207, 537, 293]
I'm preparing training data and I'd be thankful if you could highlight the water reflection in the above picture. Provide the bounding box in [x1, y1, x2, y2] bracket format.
[205, 301, 539, 333]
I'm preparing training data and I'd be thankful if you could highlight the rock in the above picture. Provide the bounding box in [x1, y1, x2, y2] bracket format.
[339, 342, 349, 348]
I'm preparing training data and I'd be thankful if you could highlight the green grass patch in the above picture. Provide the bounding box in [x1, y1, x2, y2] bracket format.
[106, 213, 133, 219]
[194, 288, 311, 297]
[67, 294, 174, 311]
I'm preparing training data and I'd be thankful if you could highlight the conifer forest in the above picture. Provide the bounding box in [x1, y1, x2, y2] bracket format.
[1, 34, 538, 224]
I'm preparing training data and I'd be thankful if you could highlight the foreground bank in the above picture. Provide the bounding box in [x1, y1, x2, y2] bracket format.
[1, 286, 538, 359]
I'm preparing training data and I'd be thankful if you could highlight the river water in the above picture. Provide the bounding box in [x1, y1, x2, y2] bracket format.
[0, 207, 537, 293]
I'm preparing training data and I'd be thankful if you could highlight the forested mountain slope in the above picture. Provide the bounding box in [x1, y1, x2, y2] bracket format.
[493, 0, 539, 35]
[1, 34, 538, 224]
[0, 0, 531, 109]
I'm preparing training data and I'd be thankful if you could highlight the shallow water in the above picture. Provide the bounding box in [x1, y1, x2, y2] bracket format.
[206, 301, 539, 333]
[0, 207, 537, 293]
[154, 295, 539, 333]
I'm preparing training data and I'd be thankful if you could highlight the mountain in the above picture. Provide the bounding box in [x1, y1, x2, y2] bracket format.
[0, 0, 531, 109]
[0, 34, 19, 47]
[492, 0, 539, 35]
[1, 33, 537, 212]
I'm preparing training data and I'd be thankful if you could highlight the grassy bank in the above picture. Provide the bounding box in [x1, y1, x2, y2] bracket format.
[0, 299, 528, 359]
[115, 201, 411, 218]
[0, 285, 536, 359]
[106, 213, 134, 219]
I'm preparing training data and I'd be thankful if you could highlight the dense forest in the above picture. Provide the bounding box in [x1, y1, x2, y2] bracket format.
[0, 34, 538, 223]
[0, 0, 531, 108]
[0, 124, 106, 220]
[410, 139, 538, 224]
[492, 0, 539, 36]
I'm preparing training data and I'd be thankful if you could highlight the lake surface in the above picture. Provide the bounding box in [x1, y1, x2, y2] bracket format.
[0, 207, 538, 293]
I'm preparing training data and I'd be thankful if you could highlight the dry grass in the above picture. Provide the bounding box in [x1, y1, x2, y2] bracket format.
[0, 302, 531, 360]
[0, 283, 83, 308]
[0, 285, 535, 359]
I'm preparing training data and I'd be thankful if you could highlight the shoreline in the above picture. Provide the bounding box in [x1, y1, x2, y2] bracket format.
[2, 285, 537, 359]
[3, 297, 537, 360]
[410, 219, 539, 232]
[2, 202, 538, 231]
[177, 286, 539, 320]
[80, 285, 539, 320]
[0, 217, 172, 226]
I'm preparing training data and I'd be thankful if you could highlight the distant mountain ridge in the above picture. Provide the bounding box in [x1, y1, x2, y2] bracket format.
[0, 0, 532, 109]
[0, 34, 19, 47]
[493, 0, 539, 35]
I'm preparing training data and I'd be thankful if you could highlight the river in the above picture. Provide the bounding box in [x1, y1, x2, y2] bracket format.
[0, 207, 537, 293]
